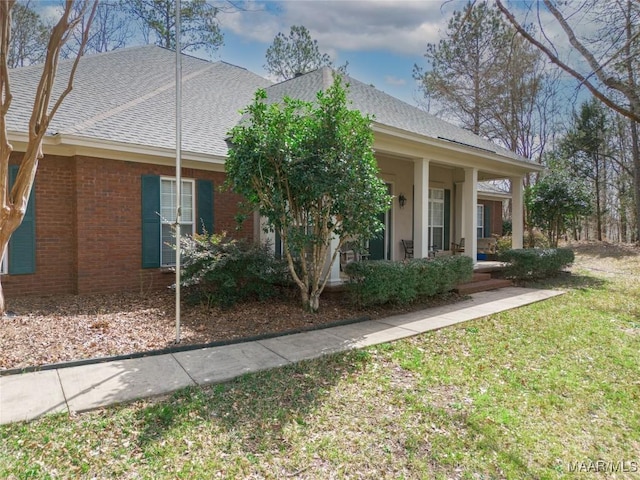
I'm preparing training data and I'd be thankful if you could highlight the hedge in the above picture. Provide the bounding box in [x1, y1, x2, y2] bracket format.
[344, 255, 473, 307]
[500, 248, 574, 280]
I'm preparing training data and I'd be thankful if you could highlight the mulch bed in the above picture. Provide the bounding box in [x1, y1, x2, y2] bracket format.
[0, 288, 460, 371]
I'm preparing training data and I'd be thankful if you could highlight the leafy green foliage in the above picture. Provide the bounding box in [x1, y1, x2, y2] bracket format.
[500, 248, 575, 280]
[179, 232, 289, 308]
[526, 170, 592, 247]
[264, 25, 332, 81]
[557, 98, 611, 241]
[226, 75, 391, 311]
[345, 256, 473, 307]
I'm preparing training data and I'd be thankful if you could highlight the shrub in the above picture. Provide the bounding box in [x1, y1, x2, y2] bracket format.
[345, 255, 473, 307]
[495, 235, 513, 256]
[500, 248, 575, 280]
[179, 233, 290, 307]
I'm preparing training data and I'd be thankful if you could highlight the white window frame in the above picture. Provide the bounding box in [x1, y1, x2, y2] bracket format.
[160, 177, 196, 267]
[477, 204, 485, 239]
[428, 188, 445, 251]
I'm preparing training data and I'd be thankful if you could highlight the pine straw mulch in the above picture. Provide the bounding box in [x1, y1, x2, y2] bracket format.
[0, 287, 461, 371]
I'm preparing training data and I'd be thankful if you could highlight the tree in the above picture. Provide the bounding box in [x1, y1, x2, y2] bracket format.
[264, 25, 332, 81]
[66, 1, 133, 56]
[495, 0, 640, 242]
[226, 76, 391, 312]
[526, 169, 592, 247]
[413, 2, 506, 136]
[123, 0, 223, 56]
[560, 99, 612, 241]
[413, 1, 557, 162]
[8, 0, 49, 67]
[0, 0, 97, 314]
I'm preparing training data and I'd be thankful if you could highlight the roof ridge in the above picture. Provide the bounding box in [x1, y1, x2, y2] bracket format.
[63, 62, 218, 135]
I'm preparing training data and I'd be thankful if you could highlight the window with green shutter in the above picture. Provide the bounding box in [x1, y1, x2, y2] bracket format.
[141, 175, 214, 268]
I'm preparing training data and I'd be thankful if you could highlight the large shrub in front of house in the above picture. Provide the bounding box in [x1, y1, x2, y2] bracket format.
[180, 233, 290, 307]
[345, 256, 473, 307]
[500, 248, 574, 280]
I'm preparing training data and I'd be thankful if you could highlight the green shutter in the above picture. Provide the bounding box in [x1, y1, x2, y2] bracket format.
[8, 165, 36, 275]
[141, 175, 161, 268]
[196, 179, 214, 234]
[484, 203, 492, 238]
[443, 189, 451, 250]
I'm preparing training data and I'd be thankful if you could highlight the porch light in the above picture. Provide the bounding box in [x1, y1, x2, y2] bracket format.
[398, 193, 407, 209]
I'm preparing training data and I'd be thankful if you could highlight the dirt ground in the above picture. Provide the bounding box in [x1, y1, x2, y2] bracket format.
[1, 241, 637, 372]
[0, 283, 457, 371]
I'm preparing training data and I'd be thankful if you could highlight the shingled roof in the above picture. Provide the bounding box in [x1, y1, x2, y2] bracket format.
[7, 45, 271, 157]
[8, 46, 531, 165]
[264, 67, 527, 163]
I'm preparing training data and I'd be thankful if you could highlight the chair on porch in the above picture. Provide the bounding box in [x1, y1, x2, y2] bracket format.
[451, 238, 465, 254]
[401, 240, 414, 259]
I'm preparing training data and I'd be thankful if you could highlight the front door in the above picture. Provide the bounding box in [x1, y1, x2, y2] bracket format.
[369, 184, 392, 260]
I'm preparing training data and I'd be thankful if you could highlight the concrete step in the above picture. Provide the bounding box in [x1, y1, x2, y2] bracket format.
[455, 278, 513, 295]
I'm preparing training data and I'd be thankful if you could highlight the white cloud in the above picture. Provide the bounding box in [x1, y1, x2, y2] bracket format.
[218, 0, 461, 56]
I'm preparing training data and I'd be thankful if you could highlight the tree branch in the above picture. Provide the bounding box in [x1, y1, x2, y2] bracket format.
[496, 0, 640, 123]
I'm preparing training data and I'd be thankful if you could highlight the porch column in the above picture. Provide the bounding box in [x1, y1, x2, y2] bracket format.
[414, 158, 430, 258]
[326, 229, 342, 285]
[510, 176, 524, 249]
[462, 167, 478, 263]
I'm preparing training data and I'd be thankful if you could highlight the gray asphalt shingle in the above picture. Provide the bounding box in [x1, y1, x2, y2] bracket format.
[7, 46, 531, 164]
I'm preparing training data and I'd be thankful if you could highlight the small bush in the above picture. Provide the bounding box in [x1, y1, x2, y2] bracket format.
[500, 248, 574, 280]
[345, 255, 473, 307]
[179, 233, 289, 307]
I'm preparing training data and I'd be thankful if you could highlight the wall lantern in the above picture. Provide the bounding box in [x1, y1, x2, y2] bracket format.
[398, 193, 407, 209]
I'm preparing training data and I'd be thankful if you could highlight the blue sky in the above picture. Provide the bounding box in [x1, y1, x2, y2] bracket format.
[214, 0, 468, 105]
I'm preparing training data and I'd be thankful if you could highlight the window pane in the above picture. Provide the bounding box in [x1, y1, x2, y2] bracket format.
[161, 179, 176, 222]
[477, 205, 484, 226]
[429, 188, 444, 201]
[161, 224, 175, 266]
[432, 227, 443, 250]
[181, 181, 193, 223]
[432, 202, 444, 227]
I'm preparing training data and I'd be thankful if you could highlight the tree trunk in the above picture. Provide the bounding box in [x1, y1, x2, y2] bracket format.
[631, 120, 640, 243]
[0, 212, 23, 314]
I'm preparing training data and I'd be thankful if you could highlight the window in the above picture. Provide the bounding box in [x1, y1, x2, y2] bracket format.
[160, 178, 195, 266]
[428, 188, 444, 250]
[477, 204, 485, 239]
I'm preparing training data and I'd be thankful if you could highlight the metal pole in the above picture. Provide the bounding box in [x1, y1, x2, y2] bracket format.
[175, 0, 182, 344]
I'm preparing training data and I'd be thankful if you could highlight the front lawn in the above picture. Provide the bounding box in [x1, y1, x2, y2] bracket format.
[1, 242, 639, 479]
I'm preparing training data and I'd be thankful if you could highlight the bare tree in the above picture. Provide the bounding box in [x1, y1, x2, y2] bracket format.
[65, 1, 133, 56]
[8, 0, 48, 67]
[496, 0, 640, 242]
[0, 0, 97, 314]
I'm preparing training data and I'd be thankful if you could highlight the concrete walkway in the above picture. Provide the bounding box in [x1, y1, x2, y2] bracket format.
[0, 287, 563, 425]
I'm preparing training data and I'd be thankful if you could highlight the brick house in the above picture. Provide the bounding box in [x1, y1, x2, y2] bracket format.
[5, 45, 542, 298]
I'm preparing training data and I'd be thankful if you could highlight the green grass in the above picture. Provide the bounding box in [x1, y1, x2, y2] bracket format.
[1, 247, 639, 479]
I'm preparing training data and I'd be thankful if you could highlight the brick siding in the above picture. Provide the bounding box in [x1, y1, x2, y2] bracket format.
[4, 154, 253, 298]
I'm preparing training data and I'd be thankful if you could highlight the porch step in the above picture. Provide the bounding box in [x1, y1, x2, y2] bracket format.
[459, 272, 492, 284]
[455, 278, 513, 296]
